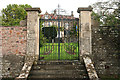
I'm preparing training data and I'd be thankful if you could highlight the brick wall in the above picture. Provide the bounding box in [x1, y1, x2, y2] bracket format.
[0, 26, 27, 78]
[0, 27, 2, 79]
[92, 26, 120, 79]
[2, 27, 27, 55]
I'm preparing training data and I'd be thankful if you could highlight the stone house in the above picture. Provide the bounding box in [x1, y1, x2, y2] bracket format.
[40, 10, 79, 42]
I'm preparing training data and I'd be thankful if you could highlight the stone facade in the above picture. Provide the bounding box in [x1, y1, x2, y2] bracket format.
[77, 6, 93, 57]
[77, 7, 98, 79]
[0, 26, 27, 78]
[92, 26, 120, 78]
[77, 6, 120, 79]
[14, 8, 42, 80]
[25, 8, 41, 60]
[2, 54, 24, 78]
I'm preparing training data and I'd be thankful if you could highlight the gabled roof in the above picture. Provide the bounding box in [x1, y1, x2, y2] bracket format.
[40, 12, 77, 19]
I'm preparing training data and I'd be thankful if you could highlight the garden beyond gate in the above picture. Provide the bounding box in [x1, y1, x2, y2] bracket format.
[39, 17, 79, 60]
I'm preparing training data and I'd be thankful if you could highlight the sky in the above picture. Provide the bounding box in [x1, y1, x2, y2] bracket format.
[0, 0, 107, 17]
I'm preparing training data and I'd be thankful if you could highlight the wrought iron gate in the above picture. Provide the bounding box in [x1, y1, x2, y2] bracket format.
[39, 18, 79, 60]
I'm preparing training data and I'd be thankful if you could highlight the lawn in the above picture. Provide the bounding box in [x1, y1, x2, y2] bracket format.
[40, 43, 79, 60]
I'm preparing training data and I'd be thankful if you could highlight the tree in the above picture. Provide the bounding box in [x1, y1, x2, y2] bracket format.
[91, 0, 120, 26]
[42, 26, 57, 42]
[114, 2, 120, 22]
[91, 0, 120, 52]
[2, 4, 32, 26]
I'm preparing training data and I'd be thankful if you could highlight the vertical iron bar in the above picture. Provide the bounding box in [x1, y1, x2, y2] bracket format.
[39, 19, 40, 60]
[51, 45, 52, 52]
[58, 18, 60, 60]
[61, 45, 62, 58]
[58, 5, 60, 60]
[46, 45, 47, 52]
[44, 45, 45, 54]
[78, 19, 80, 60]
[72, 45, 74, 53]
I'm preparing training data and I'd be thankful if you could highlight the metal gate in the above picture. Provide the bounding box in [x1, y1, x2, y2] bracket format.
[39, 18, 79, 60]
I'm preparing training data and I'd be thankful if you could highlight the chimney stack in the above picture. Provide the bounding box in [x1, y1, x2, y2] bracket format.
[71, 11, 74, 17]
[54, 9, 57, 15]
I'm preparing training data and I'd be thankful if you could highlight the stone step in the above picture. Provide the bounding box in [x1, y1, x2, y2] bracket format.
[30, 70, 87, 75]
[28, 74, 88, 79]
[36, 60, 82, 65]
[32, 65, 85, 70]
[28, 75, 88, 79]
[27, 77, 88, 80]
[28, 60, 88, 80]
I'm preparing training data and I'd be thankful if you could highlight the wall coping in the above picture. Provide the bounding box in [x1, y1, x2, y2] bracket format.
[25, 8, 41, 13]
[83, 56, 99, 79]
[77, 6, 93, 13]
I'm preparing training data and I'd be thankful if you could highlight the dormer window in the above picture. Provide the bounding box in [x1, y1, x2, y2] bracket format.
[45, 15, 48, 19]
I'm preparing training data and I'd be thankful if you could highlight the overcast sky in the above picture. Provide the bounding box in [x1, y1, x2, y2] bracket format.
[0, 0, 107, 17]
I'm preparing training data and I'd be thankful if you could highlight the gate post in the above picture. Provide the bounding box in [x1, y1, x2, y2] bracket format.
[77, 6, 92, 57]
[25, 8, 41, 60]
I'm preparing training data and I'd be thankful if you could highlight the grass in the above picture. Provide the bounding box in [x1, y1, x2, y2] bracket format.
[40, 43, 79, 60]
